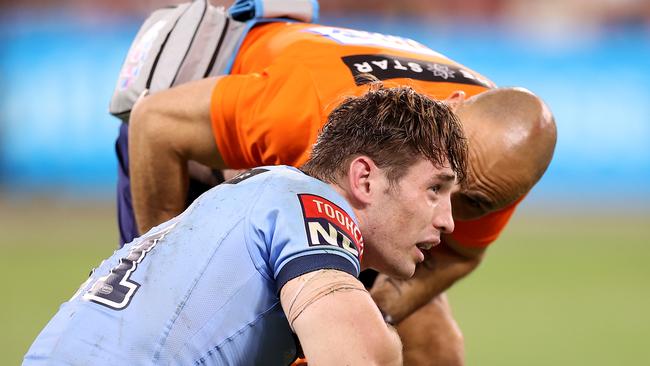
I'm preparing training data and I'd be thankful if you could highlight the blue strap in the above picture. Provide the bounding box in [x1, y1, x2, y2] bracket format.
[229, 0, 262, 21]
[229, 0, 319, 23]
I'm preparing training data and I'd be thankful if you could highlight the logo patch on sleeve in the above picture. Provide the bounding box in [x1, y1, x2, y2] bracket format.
[298, 194, 364, 260]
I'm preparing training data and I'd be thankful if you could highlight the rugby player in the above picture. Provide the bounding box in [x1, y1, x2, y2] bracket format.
[24, 85, 467, 365]
[123, 22, 557, 365]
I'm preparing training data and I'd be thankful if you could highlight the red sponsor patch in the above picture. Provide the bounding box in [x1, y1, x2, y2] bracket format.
[298, 194, 364, 260]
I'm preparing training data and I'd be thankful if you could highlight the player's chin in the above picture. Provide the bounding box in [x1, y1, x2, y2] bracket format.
[388, 260, 416, 280]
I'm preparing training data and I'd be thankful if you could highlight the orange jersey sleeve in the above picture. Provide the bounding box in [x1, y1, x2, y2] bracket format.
[450, 196, 525, 248]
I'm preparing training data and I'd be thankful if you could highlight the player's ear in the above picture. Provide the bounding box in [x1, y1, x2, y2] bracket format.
[445, 90, 466, 112]
[347, 156, 376, 204]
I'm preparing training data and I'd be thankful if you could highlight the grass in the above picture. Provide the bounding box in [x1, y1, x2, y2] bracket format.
[2, 199, 649, 365]
[449, 212, 650, 365]
[0, 199, 118, 365]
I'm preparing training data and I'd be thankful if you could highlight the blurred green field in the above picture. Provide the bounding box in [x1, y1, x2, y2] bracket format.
[1, 199, 649, 365]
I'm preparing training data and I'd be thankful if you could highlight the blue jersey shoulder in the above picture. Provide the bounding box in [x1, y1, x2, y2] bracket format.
[242, 166, 363, 292]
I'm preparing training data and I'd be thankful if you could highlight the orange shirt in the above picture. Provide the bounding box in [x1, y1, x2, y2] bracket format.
[210, 22, 516, 248]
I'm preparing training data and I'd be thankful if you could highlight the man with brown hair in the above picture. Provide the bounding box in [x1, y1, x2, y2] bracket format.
[25, 85, 467, 365]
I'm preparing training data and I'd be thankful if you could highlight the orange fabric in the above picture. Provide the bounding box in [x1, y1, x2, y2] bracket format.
[291, 357, 308, 366]
[450, 196, 525, 248]
[210, 22, 512, 247]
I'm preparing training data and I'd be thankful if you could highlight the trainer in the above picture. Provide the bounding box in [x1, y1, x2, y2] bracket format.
[25, 85, 466, 365]
[124, 16, 556, 366]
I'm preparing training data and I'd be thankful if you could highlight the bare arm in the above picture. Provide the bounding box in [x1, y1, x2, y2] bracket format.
[370, 235, 485, 324]
[281, 270, 402, 366]
[128, 77, 226, 234]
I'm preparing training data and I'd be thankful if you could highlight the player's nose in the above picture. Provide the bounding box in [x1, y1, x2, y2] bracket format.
[433, 195, 454, 234]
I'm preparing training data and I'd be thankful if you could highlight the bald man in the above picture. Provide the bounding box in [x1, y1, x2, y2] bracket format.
[124, 21, 556, 365]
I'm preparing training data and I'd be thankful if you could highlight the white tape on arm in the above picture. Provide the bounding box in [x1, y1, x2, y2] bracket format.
[281, 269, 367, 332]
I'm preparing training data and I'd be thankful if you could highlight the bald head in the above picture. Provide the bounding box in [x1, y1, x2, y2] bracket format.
[451, 87, 557, 220]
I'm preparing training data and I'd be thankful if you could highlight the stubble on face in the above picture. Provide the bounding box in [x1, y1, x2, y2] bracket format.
[364, 166, 431, 278]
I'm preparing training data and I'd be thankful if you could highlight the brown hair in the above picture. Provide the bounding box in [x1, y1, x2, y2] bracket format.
[302, 83, 468, 185]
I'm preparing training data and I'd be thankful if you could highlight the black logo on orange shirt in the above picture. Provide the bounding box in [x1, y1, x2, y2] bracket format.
[298, 194, 364, 260]
[341, 54, 494, 88]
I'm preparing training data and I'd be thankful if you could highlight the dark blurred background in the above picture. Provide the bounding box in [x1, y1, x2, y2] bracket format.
[1, 1, 649, 365]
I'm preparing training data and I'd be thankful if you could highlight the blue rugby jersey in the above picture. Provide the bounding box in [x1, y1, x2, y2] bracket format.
[24, 166, 363, 366]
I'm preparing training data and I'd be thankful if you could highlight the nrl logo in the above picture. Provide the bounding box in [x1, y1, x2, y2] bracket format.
[298, 194, 364, 260]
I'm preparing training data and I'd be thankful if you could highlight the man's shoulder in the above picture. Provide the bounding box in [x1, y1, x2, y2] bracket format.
[251, 166, 353, 214]
[223, 165, 304, 184]
[227, 166, 329, 197]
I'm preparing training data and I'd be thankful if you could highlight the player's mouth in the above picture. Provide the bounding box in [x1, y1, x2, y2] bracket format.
[413, 245, 426, 263]
[416, 238, 440, 251]
[412, 242, 430, 262]
[414, 239, 440, 262]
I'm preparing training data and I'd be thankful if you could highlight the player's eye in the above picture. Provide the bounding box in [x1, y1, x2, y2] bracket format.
[429, 185, 441, 194]
[466, 196, 481, 209]
[465, 194, 493, 212]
